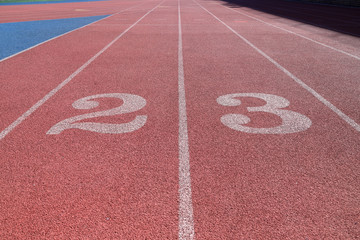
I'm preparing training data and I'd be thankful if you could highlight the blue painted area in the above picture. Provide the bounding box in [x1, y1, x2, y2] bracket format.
[0, 15, 109, 61]
[0, 0, 104, 6]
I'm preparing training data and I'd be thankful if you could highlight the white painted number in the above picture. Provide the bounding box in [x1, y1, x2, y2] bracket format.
[217, 93, 311, 134]
[47, 93, 147, 135]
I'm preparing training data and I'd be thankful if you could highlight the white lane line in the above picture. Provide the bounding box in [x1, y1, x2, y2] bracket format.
[0, 1, 164, 141]
[0, 3, 144, 63]
[194, 0, 360, 132]
[178, 0, 195, 239]
[217, 2, 360, 61]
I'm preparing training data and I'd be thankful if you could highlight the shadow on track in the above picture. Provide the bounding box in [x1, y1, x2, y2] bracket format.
[216, 0, 360, 37]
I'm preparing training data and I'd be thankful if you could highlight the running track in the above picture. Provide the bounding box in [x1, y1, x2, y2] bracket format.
[0, 0, 360, 239]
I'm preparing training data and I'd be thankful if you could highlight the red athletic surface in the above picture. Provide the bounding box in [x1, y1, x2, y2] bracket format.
[181, 1, 360, 238]
[1, 0, 360, 238]
[0, 0, 142, 23]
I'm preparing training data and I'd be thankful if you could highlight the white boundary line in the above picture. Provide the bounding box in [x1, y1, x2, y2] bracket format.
[178, 0, 195, 239]
[0, 1, 164, 140]
[0, 3, 144, 63]
[216, 1, 360, 61]
[194, 0, 360, 132]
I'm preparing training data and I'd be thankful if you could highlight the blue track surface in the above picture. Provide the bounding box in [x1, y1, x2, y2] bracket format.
[0, 0, 104, 5]
[0, 15, 109, 61]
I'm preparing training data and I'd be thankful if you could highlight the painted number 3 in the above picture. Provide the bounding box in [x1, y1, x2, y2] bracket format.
[217, 93, 312, 134]
[47, 93, 147, 135]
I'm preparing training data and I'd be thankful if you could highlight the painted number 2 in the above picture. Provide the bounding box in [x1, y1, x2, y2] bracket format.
[217, 93, 312, 134]
[47, 93, 147, 135]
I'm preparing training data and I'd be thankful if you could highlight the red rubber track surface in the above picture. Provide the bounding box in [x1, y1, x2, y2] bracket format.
[219, 0, 360, 37]
[0, 0, 143, 23]
[1, 0, 360, 238]
[1, 1, 180, 238]
[199, 1, 360, 124]
[0, 0, 155, 131]
[181, 0, 360, 238]
[221, 3, 360, 64]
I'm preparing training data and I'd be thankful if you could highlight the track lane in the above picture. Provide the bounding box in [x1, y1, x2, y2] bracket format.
[1, 0, 359, 238]
[0, 1, 159, 135]
[180, 0, 360, 238]
[0, 0, 143, 23]
[0, 0, 182, 238]
[197, 0, 360, 130]
[216, 0, 360, 37]
[217, 2, 360, 59]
